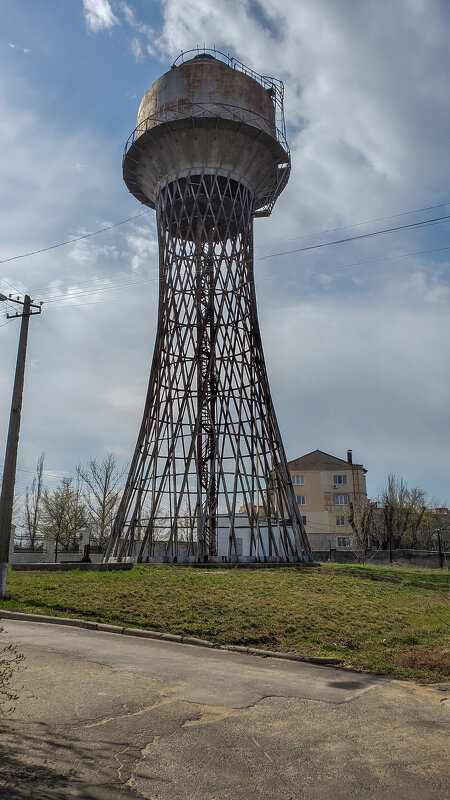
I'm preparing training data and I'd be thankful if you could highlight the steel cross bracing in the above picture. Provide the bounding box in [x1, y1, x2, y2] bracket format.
[105, 171, 311, 563]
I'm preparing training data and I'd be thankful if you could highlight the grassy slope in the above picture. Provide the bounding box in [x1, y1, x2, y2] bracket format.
[1, 563, 449, 682]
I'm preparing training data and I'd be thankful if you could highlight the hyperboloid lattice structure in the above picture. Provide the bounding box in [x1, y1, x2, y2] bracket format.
[105, 50, 312, 564]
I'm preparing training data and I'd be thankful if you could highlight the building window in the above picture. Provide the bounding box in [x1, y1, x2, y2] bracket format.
[292, 475, 305, 485]
[302, 516, 307, 526]
[296, 495, 306, 506]
[336, 516, 347, 526]
[333, 474, 347, 486]
[235, 537, 243, 556]
[335, 495, 349, 506]
[337, 536, 351, 548]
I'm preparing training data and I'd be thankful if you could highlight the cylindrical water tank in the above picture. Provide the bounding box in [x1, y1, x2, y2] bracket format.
[123, 53, 290, 215]
[138, 53, 276, 137]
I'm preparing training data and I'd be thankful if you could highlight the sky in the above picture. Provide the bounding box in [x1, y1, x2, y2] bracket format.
[0, 0, 449, 508]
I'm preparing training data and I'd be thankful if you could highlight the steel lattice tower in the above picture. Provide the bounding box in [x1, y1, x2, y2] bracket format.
[105, 50, 312, 564]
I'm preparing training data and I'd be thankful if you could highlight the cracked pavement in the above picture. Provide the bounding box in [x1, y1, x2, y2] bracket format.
[0, 621, 449, 799]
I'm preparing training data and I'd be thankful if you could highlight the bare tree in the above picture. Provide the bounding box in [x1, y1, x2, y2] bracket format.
[77, 454, 125, 548]
[380, 474, 427, 550]
[348, 497, 376, 563]
[39, 477, 87, 561]
[417, 508, 441, 550]
[23, 452, 45, 550]
[178, 503, 197, 555]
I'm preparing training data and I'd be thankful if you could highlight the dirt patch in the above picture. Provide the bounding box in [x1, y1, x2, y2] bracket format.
[392, 647, 450, 676]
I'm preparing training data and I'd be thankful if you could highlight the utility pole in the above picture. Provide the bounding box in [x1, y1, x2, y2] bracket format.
[0, 294, 42, 598]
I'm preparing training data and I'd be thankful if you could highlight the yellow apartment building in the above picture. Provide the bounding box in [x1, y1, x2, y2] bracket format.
[288, 449, 367, 551]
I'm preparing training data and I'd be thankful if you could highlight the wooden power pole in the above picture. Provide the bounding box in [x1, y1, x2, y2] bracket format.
[0, 294, 41, 598]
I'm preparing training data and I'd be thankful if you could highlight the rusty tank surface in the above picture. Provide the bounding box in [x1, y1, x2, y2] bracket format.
[123, 50, 290, 217]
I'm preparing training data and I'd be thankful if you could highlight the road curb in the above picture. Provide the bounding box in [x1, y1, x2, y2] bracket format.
[0, 608, 343, 665]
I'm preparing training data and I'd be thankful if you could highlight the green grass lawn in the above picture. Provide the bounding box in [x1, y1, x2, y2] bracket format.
[1, 563, 449, 683]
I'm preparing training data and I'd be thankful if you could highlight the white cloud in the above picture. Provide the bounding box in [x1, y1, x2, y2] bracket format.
[130, 37, 144, 62]
[155, 0, 450, 231]
[2, 0, 450, 505]
[260, 278, 450, 497]
[120, 2, 156, 58]
[125, 223, 158, 272]
[8, 43, 30, 53]
[82, 0, 119, 33]
[120, 1, 154, 36]
[408, 268, 450, 303]
[67, 234, 120, 265]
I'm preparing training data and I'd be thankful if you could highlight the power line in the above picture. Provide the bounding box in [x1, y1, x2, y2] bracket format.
[0, 200, 448, 276]
[0, 274, 21, 295]
[21, 207, 441, 299]
[43, 275, 160, 304]
[257, 201, 450, 249]
[276, 244, 450, 281]
[40, 243, 450, 310]
[37, 214, 450, 303]
[257, 214, 450, 261]
[0, 209, 151, 266]
[0, 317, 17, 329]
[0, 465, 69, 480]
[30, 260, 157, 297]
[45, 294, 149, 310]
[2, 212, 449, 309]
[33, 213, 450, 306]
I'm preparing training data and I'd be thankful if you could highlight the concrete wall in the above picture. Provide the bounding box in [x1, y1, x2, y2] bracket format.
[313, 548, 449, 568]
[11, 550, 104, 565]
[11, 530, 103, 565]
[10, 543, 447, 569]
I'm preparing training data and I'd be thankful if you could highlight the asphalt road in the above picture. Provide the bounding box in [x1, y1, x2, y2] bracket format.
[0, 620, 448, 799]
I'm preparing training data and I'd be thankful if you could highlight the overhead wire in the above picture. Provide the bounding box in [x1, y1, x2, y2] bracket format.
[34, 239, 450, 311]
[0, 210, 151, 266]
[1, 207, 449, 310]
[37, 213, 450, 303]
[0, 273, 21, 295]
[20, 201, 448, 300]
[0, 465, 70, 480]
[1, 199, 449, 298]
[1, 200, 448, 270]
[256, 214, 450, 261]
[256, 200, 450, 248]
[0, 317, 17, 329]
[29, 213, 450, 308]
[40, 242, 450, 310]
[42, 275, 159, 304]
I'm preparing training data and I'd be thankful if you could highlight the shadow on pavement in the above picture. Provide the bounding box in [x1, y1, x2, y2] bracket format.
[327, 680, 367, 690]
[0, 721, 140, 799]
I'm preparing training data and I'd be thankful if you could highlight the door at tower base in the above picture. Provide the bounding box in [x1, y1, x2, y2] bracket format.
[110, 514, 305, 564]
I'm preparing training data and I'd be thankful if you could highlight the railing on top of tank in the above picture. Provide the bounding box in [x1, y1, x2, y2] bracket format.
[172, 48, 286, 139]
[124, 101, 290, 162]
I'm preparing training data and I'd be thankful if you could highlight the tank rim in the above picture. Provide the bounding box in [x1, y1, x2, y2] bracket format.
[122, 115, 290, 218]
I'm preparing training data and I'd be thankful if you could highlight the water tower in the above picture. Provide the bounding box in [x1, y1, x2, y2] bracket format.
[105, 50, 312, 564]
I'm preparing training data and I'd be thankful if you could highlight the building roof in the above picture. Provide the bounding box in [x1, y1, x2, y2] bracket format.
[288, 449, 366, 473]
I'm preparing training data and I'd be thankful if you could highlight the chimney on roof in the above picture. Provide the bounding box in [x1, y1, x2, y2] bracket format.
[347, 449, 353, 464]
